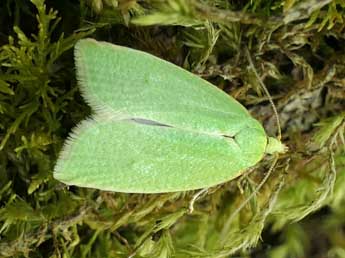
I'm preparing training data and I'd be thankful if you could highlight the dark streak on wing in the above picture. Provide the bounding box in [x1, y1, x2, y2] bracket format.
[130, 118, 237, 142]
[226, 135, 239, 147]
[222, 134, 235, 139]
[131, 118, 172, 127]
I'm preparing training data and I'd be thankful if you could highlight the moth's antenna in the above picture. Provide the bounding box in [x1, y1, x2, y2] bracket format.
[245, 48, 282, 140]
[221, 155, 279, 237]
[220, 48, 284, 233]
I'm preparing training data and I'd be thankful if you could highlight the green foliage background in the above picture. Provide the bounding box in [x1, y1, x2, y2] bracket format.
[0, 0, 344, 257]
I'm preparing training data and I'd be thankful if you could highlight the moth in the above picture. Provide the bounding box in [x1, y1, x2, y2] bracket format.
[54, 39, 286, 193]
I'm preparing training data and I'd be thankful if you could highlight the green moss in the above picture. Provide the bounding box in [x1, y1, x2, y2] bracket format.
[0, 0, 345, 257]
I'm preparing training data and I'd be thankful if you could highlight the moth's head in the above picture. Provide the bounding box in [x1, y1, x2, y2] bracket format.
[265, 137, 288, 155]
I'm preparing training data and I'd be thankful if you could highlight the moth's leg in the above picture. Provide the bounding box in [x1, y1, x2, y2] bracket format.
[189, 188, 209, 213]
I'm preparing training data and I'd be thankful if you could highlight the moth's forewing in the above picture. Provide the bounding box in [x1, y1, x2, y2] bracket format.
[54, 39, 268, 193]
[54, 117, 266, 193]
[74, 39, 255, 137]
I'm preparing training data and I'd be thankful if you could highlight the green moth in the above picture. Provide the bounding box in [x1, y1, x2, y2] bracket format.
[54, 39, 285, 193]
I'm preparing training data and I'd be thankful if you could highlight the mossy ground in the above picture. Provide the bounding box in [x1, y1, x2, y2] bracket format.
[0, 0, 345, 257]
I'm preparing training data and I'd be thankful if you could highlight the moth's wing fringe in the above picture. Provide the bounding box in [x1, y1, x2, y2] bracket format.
[53, 41, 96, 178]
[74, 40, 129, 122]
[74, 40, 99, 111]
[54, 40, 128, 177]
[54, 117, 96, 176]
